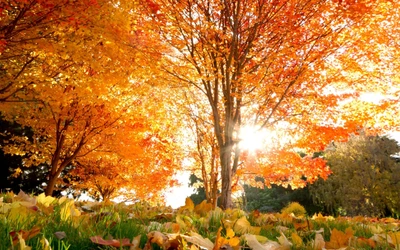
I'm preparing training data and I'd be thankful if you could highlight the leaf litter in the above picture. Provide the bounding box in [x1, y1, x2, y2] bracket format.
[1, 191, 400, 249]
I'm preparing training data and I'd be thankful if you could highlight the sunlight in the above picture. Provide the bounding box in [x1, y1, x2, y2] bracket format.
[164, 171, 194, 208]
[239, 126, 270, 152]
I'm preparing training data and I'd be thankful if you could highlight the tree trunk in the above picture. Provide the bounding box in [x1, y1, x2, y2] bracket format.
[219, 145, 233, 209]
[45, 174, 57, 196]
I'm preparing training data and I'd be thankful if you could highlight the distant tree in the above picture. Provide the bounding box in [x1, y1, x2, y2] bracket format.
[243, 177, 322, 214]
[188, 174, 207, 205]
[309, 134, 400, 217]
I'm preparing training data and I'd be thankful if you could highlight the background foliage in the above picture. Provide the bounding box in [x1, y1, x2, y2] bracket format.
[310, 134, 400, 217]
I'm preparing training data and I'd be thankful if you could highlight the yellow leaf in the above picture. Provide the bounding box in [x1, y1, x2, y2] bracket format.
[59, 199, 81, 223]
[233, 216, 261, 235]
[8, 204, 36, 224]
[178, 198, 194, 213]
[17, 233, 32, 250]
[37, 193, 56, 207]
[224, 228, 240, 247]
[194, 200, 213, 216]
[389, 232, 400, 249]
[368, 225, 384, 234]
[254, 235, 269, 244]
[40, 236, 52, 250]
[226, 228, 235, 238]
[147, 231, 169, 248]
[291, 232, 303, 248]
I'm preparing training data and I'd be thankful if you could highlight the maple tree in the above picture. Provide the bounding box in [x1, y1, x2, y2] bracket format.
[0, 0, 184, 198]
[182, 91, 221, 208]
[0, 0, 100, 102]
[146, 0, 399, 208]
[66, 124, 182, 202]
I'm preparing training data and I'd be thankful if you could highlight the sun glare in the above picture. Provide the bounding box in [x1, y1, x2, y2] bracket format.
[239, 126, 270, 152]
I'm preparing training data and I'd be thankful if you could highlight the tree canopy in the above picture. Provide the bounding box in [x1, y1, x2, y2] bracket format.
[0, 0, 185, 200]
[146, 0, 400, 208]
[1, 0, 399, 206]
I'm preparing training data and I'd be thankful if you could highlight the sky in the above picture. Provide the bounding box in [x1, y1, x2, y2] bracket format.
[389, 131, 400, 142]
[164, 171, 195, 208]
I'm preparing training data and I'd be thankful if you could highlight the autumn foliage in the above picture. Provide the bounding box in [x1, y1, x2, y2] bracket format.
[145, 0, 400, 208]
[1, 0, 399, 206]
[0, 0, 183, 199]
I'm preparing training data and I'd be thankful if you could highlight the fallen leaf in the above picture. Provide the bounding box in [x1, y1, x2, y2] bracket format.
[244, 234, 280, 250]
[178, 197, 194, 213]
[90, 235, 132, 247]
[54, 231, 67, 240]
[233, 216, 261, 235]
[254, 213, 278, 226]
[368, 224, 383, 234]
[194, 200, 213, 216]
[276, 231, 292, 250]
[145, 231, 173, 249]
[354, 237, 376, 248]
[389, 232, 400, 249]
[325, 228, 353, 249]
[130, 235, 141, 250]
[294, 220, 312, 231]
[17, 233, 32, 250]
[177, 232, 214, 250]
[313, 233, 325, 250]
[10, 226, 41, 246]
[164, 222, 180, 233]
[291, 232, 303, 248]
[16, 190, 36, 205]
[36, 193, 56, 207]
[40, 236, 52, 250]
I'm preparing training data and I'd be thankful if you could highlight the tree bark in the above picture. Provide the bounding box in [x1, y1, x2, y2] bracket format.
[45, 174, 57, 196]
[219, 145, 233, 209]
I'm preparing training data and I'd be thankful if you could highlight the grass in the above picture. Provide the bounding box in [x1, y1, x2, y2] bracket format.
[1, 193, 399, 250]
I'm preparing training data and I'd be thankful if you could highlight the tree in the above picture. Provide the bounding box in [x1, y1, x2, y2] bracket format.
[66, 127, 182, 202]
[244, 182, 323, 214]
[1, 0, 184, 197]
[147, 0, 394, 208]
[309, 134, 400, 217]
[183, 91, 221, 208]
[0, 0, 102, 102]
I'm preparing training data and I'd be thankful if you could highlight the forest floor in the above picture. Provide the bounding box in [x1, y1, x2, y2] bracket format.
[1, 191, 399, 250]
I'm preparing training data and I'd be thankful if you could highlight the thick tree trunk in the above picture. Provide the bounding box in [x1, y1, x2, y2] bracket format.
[45, 174, 57, 196]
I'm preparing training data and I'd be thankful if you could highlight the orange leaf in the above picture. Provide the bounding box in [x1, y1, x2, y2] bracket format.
[325, 228, 353, 249]
[90, 235, 132, 247]
[10, 226, 41, 246]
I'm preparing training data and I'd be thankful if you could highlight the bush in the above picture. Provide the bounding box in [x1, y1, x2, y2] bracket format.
[281, 202, 306, 216]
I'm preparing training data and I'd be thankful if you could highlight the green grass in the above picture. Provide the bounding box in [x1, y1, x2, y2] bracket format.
[1, 193, 400, 249]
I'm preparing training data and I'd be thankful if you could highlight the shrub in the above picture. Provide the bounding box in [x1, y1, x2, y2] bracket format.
[281, 202, 306, 216]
